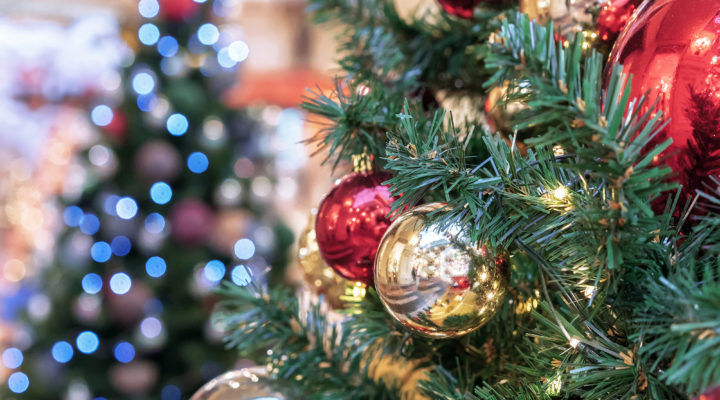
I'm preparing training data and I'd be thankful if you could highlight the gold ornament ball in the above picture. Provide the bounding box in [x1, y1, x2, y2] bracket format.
[190, 368, 284, 400]
[374, 203, 510, 339]
[297, 212, 348, 309]
[519, 0, 594, 38]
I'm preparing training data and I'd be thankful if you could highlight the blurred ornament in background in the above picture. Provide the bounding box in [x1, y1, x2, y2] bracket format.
[695, 385, 720, 400]
[484, 82, 529, 133]
[100, 108, 128, 143]
[375, 203, 510, 339]
[170, 199, 216, 246]
[107, 281, 154, 325]
[519, 0, 594, 38]
[606, 0, 720, 215]
[436, 0, 483, 19]
[214, 178, 243, 207]
[596, 0, 642, 43]
[298, 211, 348, 310]
[190, 368, 284, 400]
[109, 360, 159, 395]
[315, 167, 395, 285]
[134, 140, 182, 183]
[159, 0, 200, 22]
[210, 209, 251, 254]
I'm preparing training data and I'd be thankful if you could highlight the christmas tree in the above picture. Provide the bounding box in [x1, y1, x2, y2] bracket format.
[208, 0, 720, 399]
[6, 0, 293, 398]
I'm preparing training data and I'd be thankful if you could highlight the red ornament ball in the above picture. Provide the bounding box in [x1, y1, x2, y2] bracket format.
[315, 171, 396, 285]
[102, 108, 127, 142]
[170, 199, 215, 246]
[437, 0, 483, 19]
[695, 385, 720, 400]
[597, 0, 642, 43]
[159, 0, 199, 22]
[607, 0, 720, 213]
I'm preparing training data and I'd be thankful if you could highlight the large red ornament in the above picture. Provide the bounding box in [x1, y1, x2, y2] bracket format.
[437, 0, 483, 19]
[315, 171, 395, 285]
[607, 0, 720, 214]
[597, 0, 642, 43]
[695, 385, 720, 400]
[159, 0, 199, 22]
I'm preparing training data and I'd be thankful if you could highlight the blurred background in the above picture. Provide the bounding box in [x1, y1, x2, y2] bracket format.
[0, 0, 343, 398]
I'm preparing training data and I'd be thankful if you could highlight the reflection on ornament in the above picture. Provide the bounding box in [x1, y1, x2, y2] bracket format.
[607, 0, 720, 215]
[519, 0, 594, 38]
[315, 171, 396, 285]
[298, 212, 348, 309]
[375, 203, 509, 338]
[190, 368, 284, 400]
[695, 385, 720, 400]
[597, 0, 642, 43]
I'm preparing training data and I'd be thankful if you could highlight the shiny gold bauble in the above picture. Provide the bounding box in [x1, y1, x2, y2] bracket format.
[297, 211, 348, 309]
[519, 0, 595, 38]
[190, 368, 284, 400]
[374, 203, 510, 339]
[484, 83, 528, 133]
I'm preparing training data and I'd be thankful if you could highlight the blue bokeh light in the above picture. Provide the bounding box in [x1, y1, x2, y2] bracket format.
[187, 152, 209, 173]
[90, 241, 112, 263]
[91, 105, 114, 127]
[203, 260, 225, 284]
[103, 195, 120, 215]
[51, 341, 74, 363]
[109, 273, 132, 295]
[150, 182, 173, 205]
[8, 372, 29, 393]
[145, 213, 166, 234]
[114, 342, 136, 363]
[138, 23, 160, 45]
[138, 0, 159, 18]
[145, 256, 167, 278]
[76, 331, 100, 354]
[79, 213, 100, 235]
[81, 273, 103, 294]
[63, 206, 84, 227]
[197, 23, 219, 45]
[161, 385, 182, 400]
[2, 348, 23, 369]
[116, 197, 138, 219]
[137, 94, 158, 112]
[144, 298, 164, 315]
[231, 265, 252, 286]
[111, 236, 132, 256]
[234, 238, 256, 260]
[166, 113, 189, 136]
[140, 317, 163, 338]
[132, 72, 155, 95]
[217, 47, 236, 69]
[158, 36, 179, 57]
[228, 40, 250, 63]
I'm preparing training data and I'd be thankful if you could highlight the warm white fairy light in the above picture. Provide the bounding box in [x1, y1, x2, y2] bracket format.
[569, 338, 580, 348]
[553, 185, 569, 200]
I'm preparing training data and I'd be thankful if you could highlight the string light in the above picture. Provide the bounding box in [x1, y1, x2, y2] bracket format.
[90, 241, 112, 263]
[234, 238, 255, 260]
[116, 197, 138, 219]
[146, 256, 167, 278]
[553, 185, 569, 200]
[110, 236, 132, 256]
[203, 260, 226, 284]
[8, 372, 29, 393]
[138, 23, 160, 45]
[81, 273, 103, 294]
[161, 385, 182, 400]
[144, 213, 166, 234]
[109, 272, 132, 295]
[197, 23, 220, 45]
[187, 152, 209, 173]
[231, 265, 251, 286]
[569, 338, 580, 348]
[76, 331, 100, 354]
[157, 36, 179, 57]
[2, 348, 23, 369]
[51, 341, 74, 363]
[132, 72, 155, 95]
[113, 342, 135, 363]
[91, 105, 114, 126]
[166, 113, 189, 136]
[79, 214, 100, 235]
[150, 182, 173, 204]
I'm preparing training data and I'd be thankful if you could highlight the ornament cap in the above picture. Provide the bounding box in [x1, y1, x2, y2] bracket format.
[352, 152, 373, 173]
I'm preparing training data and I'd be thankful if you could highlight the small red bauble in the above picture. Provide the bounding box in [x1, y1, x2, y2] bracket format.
[102, 108, 127, 142]
[597, 0, 641, 43]
[695, 385, 720, 400]
[170, 199, 215, 246]
[437, 0, 483, 19]
[607, 0, 720, 215]
[159, 0, 199, 22]
[315, 171, 395, 285]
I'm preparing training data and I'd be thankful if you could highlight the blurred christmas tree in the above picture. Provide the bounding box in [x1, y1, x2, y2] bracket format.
[6, 0, 293, 398]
